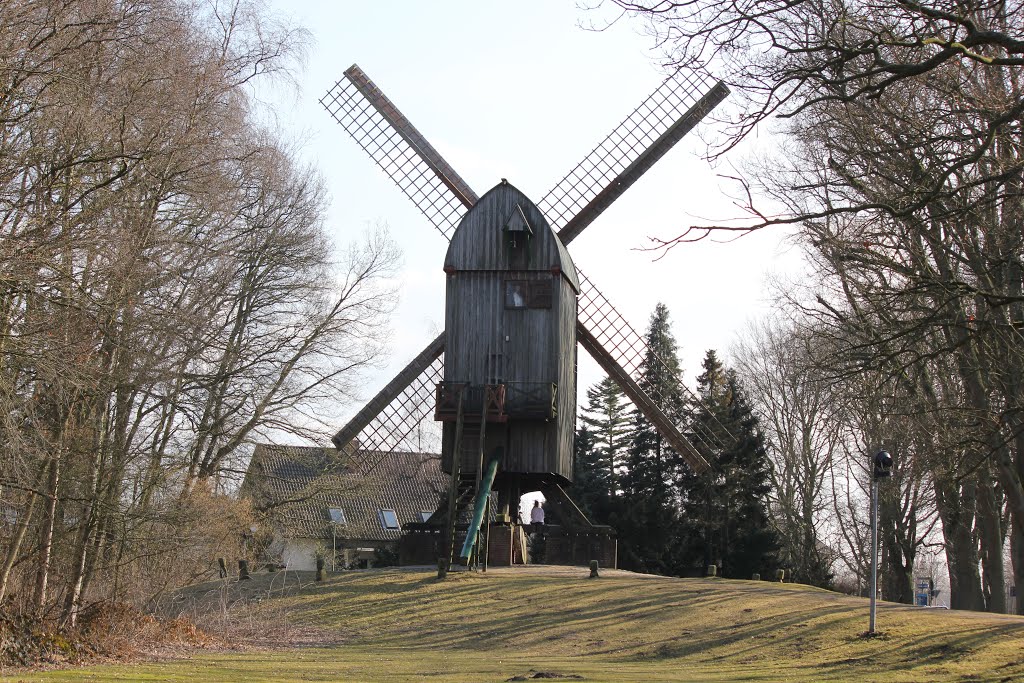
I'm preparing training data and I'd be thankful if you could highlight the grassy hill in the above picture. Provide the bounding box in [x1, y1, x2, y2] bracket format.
[4, 566, 1024, 682]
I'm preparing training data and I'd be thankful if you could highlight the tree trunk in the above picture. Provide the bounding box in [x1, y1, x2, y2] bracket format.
[976, 466, 1007, 613]
[879, 505, 914, 603]
[934, 476, 986, 611]
[0, 491, 37, 604]
[62, 413, 108, 626]
[62, 506, 97, 626]
[1011, 518, 1024, 615]
[32, 457, 60, 615]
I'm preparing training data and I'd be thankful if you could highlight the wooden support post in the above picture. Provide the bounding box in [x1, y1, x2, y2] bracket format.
[482, 497, 490, 573]
[441, 388, 465, 577]
[472, 389, 489, 569]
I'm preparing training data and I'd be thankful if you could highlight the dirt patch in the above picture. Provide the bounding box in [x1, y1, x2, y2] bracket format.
[507, 671, 584, 681]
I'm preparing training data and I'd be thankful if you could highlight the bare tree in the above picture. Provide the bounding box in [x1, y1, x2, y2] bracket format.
[612, 0, 1024, 607]
[733, 318, 842, 586]
[0, 0, 402, 625]
[607, 0, 1024, 156]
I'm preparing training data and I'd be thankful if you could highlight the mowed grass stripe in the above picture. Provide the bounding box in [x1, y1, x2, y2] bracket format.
[5, 567, 1024, 682]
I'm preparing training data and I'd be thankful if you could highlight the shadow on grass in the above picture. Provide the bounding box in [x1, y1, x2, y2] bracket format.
[210, 568, 1024, 682]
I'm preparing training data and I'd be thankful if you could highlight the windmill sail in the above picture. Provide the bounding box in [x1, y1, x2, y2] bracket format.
[576, 269, 728, 454]
[320, 65, 478, 239]
[538, 71, 729, 245]
[333, 335, 444, 469]
[578, 323, 709, 472]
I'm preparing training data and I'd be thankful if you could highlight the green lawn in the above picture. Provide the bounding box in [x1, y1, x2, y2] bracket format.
[5, 567, 1024, 682]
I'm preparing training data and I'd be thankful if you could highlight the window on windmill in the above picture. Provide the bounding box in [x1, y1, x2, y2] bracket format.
[328, 507, 347, 525]
[505, 281, 528, 309]
[505, 280, 552, 310]
[379, 508, 400, 529]
[418, 511, 433, 523]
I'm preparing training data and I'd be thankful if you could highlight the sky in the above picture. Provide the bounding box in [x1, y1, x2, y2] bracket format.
[259, 1, 805, 431]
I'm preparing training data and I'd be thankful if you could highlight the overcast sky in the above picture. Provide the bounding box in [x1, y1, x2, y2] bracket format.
[260, 1, 804, 428]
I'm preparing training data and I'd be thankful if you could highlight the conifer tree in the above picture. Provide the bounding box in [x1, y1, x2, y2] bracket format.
[617, 303, 687, 574]
[623, 303, 686, 499]
[579, 376, 631, 493]
[570, 426, 605, 520]
[679, 350, 780, 578]
[571, 376, 631, 524]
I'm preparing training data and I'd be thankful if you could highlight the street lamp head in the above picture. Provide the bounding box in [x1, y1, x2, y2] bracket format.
[873, 449, 893, 480]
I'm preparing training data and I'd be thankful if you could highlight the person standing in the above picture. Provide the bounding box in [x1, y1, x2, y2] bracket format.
[530, 499, 545, 533]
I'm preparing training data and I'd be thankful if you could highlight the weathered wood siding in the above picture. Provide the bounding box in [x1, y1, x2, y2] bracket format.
[440, 182, 577, 481]
[555, 275, 577, 480]
[445, 182, 579, 289]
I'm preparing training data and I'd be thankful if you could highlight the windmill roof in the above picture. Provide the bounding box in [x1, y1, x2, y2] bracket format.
[445, 181, 579, 292]
[244, 444, 447, 542]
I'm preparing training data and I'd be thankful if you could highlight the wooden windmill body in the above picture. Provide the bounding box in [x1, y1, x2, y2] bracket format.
[440, 182, 577, 493]
[321, 63, 729, 569]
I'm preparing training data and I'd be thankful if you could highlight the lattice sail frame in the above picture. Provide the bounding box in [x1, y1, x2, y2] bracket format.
[320, 66, 476, 239]
[323, 64, 731, 462]
[576, 270, 726, 454]
[352, 355, 444, 474]
[539, 68, 718, 234]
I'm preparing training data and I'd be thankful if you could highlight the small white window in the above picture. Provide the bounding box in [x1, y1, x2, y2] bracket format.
[328, 507, 347, 525]
[379, 509, 399, 529]
[505, 281, 528, 309]
[418, 511, 432, 523]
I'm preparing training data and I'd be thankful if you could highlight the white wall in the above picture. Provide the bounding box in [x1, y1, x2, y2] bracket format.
[281, 537, 319, 571]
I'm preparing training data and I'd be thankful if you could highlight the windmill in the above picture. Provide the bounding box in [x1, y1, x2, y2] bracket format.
[321, 63, 729, 569]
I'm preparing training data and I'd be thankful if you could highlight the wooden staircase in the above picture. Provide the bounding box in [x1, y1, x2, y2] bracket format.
[439, 385, 495, 575]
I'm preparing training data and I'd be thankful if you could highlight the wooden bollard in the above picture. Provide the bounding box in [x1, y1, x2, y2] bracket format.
[316, 555, 326, 582]
[589, 560, 599, 578]
[238, 559, 251, 580]
[437, 556, 447, 580]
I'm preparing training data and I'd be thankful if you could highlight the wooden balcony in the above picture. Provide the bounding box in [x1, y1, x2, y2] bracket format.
[504, 382, 557, 420]
[434, 382, 507, 423]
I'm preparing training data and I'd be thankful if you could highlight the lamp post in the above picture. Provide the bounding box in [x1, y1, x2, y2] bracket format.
[870, 449, 893, 634]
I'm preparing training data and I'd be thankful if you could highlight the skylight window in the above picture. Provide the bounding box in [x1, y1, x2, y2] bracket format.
[379, 508, 399, 529]
[418, 511, 432, 523]
[328, 507, 347, 525]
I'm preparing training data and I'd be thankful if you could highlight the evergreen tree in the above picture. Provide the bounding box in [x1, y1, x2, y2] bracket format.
[569, 425, 607, 521]
[571, 376, 631, 526]
[579, 376, 631, 494]
[623, 303, 686, 498]
[617, 303, 687, 575]
[679, 350, 780, 579]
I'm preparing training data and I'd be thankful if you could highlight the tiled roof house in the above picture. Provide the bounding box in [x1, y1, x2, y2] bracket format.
[242, 444, 446, 570]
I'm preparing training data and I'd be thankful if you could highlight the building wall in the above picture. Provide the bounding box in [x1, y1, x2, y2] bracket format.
[282, 537, 319, 571]
[488, 525, 513, 566]
[554, 276, 578, 480]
